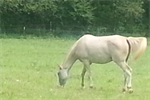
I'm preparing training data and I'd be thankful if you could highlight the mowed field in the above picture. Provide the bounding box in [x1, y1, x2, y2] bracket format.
[0, 37, 150, 100]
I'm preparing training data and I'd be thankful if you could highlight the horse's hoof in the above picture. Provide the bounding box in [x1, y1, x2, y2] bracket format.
[82, 86, 85, 89]
[122, 88, 127, 93]
[81, 84, 85, 89]
[127, 87, 133, 93]
[89, 85, 93, 88]
[128, 89, 133, 93]
[90, 86, 93, 88]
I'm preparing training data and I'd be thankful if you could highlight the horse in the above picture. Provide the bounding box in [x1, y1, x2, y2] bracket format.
[57, 34, 147, 93]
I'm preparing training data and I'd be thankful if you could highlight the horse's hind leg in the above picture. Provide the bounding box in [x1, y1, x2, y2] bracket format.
[115, 61, 133, 93]
[125, 63, 133, 93]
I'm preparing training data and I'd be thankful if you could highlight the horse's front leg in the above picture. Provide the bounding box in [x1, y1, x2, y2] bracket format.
[85, 63, 93, 88]
[82, 60, 93, 88]
[81, 67, 86, 88]
[88, 73, 93, 88]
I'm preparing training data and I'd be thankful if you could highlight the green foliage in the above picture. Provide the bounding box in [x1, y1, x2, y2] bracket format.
[0, 0, 149, 36]
[115, 1, 144, 19]
[115, 1, 145, 33]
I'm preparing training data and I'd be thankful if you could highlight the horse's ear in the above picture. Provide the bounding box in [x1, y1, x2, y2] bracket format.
[57, 64, 62, 70]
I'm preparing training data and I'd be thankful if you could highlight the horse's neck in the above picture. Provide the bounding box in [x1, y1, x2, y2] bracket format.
[62, 50, 77, 71]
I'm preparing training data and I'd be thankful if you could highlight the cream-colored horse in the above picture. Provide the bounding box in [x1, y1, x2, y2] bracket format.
[57, 34, 147, 93]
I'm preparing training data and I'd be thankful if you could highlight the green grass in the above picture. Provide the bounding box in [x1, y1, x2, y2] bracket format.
[0, 37, 150, 100]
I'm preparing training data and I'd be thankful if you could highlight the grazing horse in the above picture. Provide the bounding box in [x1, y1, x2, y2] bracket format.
[57, 34, 147, 93]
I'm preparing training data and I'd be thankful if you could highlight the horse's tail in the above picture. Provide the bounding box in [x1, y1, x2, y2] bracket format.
[127, 37, 147, 61]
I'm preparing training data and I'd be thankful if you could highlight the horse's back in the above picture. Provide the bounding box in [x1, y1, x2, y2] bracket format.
[74, 34, 128, 64]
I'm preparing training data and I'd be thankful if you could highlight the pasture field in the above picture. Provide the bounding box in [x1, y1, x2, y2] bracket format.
[0, 36, 150, 100]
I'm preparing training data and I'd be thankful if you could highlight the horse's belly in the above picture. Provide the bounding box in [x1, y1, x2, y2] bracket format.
[89, 54, 112, 64]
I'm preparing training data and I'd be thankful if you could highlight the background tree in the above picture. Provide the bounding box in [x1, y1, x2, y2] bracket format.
[142, 0, 149, 37]
[0, 0, 149, 36]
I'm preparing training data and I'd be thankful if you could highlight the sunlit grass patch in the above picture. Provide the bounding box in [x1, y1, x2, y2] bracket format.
[0, 37, 150, 100]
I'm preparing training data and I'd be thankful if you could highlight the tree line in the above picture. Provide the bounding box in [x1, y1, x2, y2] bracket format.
[0, 0, 149, 36]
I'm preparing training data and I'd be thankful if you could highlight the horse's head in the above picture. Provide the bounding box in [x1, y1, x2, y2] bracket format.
[57, 65, 68, 86]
